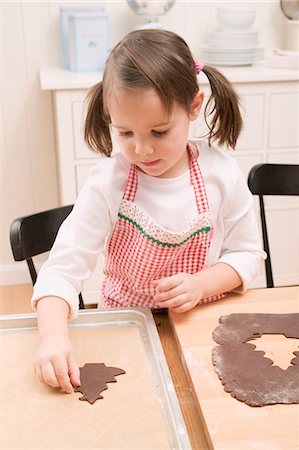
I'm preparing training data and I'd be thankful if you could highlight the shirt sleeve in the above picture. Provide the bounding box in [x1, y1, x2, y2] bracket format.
[217, 159, 266, 291]
[31, 160, 118, 319]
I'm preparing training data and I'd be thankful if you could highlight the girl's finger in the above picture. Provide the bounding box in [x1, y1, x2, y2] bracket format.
[68, 354, 81, 387]
[153, 274, 182, 292]
[154, 284, 183, 302]
[41, 362, 60, 388]
[52, 357, 74, 393]
[33, 363, 46, 385]
[158, 293, 187, 309]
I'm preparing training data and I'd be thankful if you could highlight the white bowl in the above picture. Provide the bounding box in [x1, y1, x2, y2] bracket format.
[217, 8, 256, 31]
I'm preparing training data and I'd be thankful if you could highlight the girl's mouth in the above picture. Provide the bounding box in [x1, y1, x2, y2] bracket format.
[139, 159, 161, 167]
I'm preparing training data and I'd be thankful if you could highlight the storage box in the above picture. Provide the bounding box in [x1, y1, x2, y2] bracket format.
[68, 13, 109, 72]
[59, 6, 105, 69]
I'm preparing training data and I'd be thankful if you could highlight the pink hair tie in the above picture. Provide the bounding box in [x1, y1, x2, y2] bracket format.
[194, 60, 204, 74]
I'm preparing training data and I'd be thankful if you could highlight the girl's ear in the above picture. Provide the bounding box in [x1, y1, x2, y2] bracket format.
[189, 90, 204, 121]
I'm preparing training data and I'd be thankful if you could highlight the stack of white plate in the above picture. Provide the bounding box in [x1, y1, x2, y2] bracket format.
[199, 8, 264, 66]
[200, 32, 264, 66]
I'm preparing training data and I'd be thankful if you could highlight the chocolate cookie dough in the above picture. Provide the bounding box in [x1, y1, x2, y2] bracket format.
[212, 313, 299, 407]
[74, 363, 126, 404]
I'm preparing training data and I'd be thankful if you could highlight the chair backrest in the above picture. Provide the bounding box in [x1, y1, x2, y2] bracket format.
[10, 205, 85, 309]
[248, 163, 299, 288]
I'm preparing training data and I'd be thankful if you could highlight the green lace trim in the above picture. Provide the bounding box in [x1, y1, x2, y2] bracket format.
[118, 212, 210, 247]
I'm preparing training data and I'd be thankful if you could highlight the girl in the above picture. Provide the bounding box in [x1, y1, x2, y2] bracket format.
[32, 29, 265, 393]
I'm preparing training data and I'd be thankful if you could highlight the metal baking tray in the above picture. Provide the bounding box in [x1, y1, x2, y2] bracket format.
[1, 307, 191, 449]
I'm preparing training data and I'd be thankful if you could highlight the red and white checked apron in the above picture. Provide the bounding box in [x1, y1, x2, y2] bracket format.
[101, 144, 224, 308]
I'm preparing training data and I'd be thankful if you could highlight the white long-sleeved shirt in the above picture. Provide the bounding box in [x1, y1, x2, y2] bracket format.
[32, 140, 266, 318]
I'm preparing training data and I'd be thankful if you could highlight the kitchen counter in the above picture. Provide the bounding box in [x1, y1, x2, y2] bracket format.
[39, 64, 299, 91]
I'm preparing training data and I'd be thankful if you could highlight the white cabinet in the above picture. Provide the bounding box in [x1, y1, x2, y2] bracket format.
[52, 89, 99, 201]
[40, 66, 299, 300]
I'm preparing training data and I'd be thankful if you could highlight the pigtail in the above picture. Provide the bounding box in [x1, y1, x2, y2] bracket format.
[84, 81, 112, 157]
[202, 65, 243, 150]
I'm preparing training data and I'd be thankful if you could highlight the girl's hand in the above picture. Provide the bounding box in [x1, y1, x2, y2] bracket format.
[153, 264, 243, 313]
[33, 333, 80, 394]
[153, 273, 202, 313]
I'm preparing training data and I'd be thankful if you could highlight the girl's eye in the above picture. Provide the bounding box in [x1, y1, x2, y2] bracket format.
[119, 131, 133, 137]
[152, 130, 168, 137]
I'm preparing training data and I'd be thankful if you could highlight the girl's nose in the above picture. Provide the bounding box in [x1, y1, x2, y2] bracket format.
[135, 141, 154, 156]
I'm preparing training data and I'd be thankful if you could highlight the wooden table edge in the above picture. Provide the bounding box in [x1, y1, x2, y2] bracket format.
[153, 309, 213, 450]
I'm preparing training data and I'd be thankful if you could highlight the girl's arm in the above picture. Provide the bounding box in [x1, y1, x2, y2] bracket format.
[34, 297, 80, 393]
[31, 157, 128, 391]
[153, 262, 242, 313]
[31, 157, 121, 319]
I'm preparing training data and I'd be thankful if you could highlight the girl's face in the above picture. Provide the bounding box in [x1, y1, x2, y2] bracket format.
[108, 87, 203, 178]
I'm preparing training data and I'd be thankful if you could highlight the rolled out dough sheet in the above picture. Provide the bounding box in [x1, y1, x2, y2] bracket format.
[1, 325, 172, 449]
[212, 313, 299, 406]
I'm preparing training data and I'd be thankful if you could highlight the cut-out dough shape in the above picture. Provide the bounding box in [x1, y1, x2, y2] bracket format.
[212, 313, 299, 407]
[74, 363, 126, 404]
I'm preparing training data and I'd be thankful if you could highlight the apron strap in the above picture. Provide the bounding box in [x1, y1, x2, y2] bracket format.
[123, 163, 138, 202]
[188, 143, 210, 213]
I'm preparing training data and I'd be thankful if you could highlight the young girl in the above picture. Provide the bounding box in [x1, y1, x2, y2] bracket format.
[32, 29, 265, 393]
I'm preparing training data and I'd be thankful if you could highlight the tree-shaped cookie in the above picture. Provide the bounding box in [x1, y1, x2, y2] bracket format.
[74, 363, 126, 404]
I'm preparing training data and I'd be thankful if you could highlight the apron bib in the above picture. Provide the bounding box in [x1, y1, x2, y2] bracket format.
[101, 144, 224, 308]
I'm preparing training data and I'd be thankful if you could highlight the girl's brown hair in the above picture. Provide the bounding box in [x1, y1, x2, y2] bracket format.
[85, 29, 243, 156]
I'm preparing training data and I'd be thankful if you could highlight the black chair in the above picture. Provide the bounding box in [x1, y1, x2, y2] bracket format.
[248, 163, 299, 288]
[10, 205, 85, 309]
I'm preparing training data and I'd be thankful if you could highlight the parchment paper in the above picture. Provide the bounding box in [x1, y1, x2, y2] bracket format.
[1, 324, 172, 449]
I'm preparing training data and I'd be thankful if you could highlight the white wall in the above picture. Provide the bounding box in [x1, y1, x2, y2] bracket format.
[1, 0, 285, 283]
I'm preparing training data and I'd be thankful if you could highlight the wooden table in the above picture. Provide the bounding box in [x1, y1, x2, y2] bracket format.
[161, 287, 299, 450]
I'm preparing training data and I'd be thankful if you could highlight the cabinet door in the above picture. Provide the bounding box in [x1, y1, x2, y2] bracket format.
[237, 94, 265, 151]
[268, 92, 299, 149]
[54, 90, 99, 204]
[72, 100, 97, 160]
